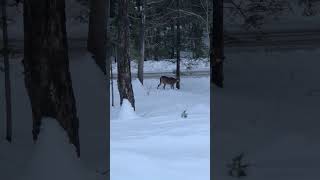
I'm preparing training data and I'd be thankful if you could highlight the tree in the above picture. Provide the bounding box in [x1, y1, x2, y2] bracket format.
[1, 0, 13, 142]
[87, 0, 108, 74]
[175, 0, 181, 89]
[23, 0, 80, 156]
[137, 0, 145, 85]
[212, 0, 224, 87]
[117, 0, 135, 110]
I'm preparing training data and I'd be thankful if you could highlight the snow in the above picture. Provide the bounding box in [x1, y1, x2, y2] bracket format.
[111, 58, 210, 74]
[117, 100, 140, 120]
[0, 52, 108, 180]
[111, 77, 210, 180]
[20, 118, 95, 180]
[213, 48, 320, 179]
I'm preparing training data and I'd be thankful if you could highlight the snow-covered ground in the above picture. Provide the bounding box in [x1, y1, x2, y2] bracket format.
[0, 52, 108, 180]
[21, 119, 96, 180]
[111, 58, 210, 74]
[213, 48, 320, 179]
[110, 77, 210, 180]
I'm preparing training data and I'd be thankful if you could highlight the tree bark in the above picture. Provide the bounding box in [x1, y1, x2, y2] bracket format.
[1, 0, 12, 142]
[212, 0, 224, 88]
[117, 0, 135, 110]
[137, 0, 145, 85]
[87, 0, 108, 74]
[23, 0, 80, 157]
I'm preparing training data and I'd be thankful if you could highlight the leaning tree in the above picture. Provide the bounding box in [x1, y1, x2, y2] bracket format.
[117, 0, 135, 110]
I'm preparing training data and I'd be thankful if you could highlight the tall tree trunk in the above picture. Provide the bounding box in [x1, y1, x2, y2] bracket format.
[175, 0, 181, 89]
[87, 0, 108, 74]
[23, 0, 80, 157]
[1, 0, 12, 142]
[137, 0, 145, 85]
[117, 0, 135, 110]
[212, 0, 224, 88]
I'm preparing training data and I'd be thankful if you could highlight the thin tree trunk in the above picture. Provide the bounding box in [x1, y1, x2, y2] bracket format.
[87, 0, 108, 74]
[1, 0, 12, 142]
[110, 60, 114, 107]
[117, 0, 135, 110]
[23, 0, 80, 156]
[137, 0, 145, 85]
[176, 0, 181, 89]
[212, 0, 224, 87]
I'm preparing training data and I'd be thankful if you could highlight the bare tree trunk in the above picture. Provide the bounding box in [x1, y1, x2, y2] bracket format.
[110, 60, 114, 107]
[1, 0, 12, 142]
[212, 0, 224, 88]
[23, 0, 80, 157]
[87, 0, 108, 74]
[175, 0, 181, 89]
[117, 0, 135, 110]
[137, 0, 145, 85]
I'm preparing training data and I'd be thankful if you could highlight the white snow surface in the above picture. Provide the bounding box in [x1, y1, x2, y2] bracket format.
[111, 77, 210, 180]
[0, 52, 108, 180]
[111, 58, 210, 74]
[20, 118, 95, 180]
[213, 48, 320, 179]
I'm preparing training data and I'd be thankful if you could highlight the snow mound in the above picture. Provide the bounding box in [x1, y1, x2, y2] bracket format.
[118, 99, 139, 120]
[132, 79, 146, 93]
[20, 118, 93, 180]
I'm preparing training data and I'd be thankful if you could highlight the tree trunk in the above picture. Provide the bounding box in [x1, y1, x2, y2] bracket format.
[175, 0, 181, 89]
[212, 0, 224, 88]
[137, 0, 145, 85]
[87, 0, 108, 74]
[23, 0, 80, 157]
[1, 0, 12, 142]
[117, 0, 135, 110]
[110, 63, 114, 107]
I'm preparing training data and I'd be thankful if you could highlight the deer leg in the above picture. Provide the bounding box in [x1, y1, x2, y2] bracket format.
[157, 82, 161, 89]
[163, 84, 166, 89]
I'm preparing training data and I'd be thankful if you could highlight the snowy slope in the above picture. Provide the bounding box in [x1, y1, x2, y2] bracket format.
[213, 48, 320, 179]
[111, 78, 210, 180]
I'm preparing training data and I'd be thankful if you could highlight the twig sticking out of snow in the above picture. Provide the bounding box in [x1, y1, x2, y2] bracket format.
[227, 153, 250, 178]
[181, 110, 188, 118]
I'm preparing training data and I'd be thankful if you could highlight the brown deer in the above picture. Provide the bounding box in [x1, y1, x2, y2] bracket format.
[157, 76, 179, 89]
